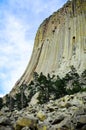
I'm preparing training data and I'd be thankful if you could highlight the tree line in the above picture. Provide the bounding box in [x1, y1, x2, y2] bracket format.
[0, 66, 86, 110]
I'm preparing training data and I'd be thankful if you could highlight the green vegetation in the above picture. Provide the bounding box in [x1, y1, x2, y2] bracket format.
[0, 98, 3, 110]
[27, 66, 86, 104]
[28, 66, 86, 104]
[4, 86, 28, 111]
[1, 66, 86, 110]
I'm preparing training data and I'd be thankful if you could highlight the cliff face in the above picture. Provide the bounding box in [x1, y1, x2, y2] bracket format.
[14, 0, 86, 88]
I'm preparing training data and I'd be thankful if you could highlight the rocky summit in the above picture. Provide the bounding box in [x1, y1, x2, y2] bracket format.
[0, 0, 86, 130]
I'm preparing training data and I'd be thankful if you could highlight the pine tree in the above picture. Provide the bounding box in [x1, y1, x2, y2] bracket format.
[0, 98, 3, 110]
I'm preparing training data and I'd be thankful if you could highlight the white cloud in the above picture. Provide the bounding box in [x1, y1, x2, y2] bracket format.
[0, 94, 5, 98]
[0, 0, 68, 95]
[0, 13, 33, 94]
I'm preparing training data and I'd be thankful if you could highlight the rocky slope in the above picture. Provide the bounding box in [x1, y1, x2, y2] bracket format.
[0, 1, 86, 130]
[0, 92, 86, 130]
[13, 0, 86, 90]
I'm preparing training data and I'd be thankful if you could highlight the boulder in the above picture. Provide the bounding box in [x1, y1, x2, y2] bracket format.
[15, 116, 38, 130]
[37, 111, 46, 121]
[77, 115, 86, 124]
[30, 92, 39, 105]
[21, 126, 30, 130]
[0, 116, 11, 126]
[37, 123, 48, 130]
[0, 126, 13, 130]
[51, 115, 65, 125]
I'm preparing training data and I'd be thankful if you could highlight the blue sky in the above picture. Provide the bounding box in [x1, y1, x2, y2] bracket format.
[0, 0, 67, 97]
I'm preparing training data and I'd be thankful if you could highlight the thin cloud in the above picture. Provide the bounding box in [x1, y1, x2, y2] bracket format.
[0, 94, 5, 97]
[0, 0, 67, 95]
[0, 13, 33, 95]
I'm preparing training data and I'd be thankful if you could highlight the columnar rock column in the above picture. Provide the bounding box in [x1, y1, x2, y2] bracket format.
[12, 0, 86, 93]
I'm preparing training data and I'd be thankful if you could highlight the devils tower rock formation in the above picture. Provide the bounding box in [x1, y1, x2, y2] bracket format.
[0, 1, 86, 130]
[12, 0, 86, 90]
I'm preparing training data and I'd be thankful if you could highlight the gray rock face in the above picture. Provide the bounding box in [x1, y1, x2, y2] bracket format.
[12, 0, 86, 89]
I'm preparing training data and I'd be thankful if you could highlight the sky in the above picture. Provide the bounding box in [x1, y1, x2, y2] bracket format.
[0, 0, 67, 97]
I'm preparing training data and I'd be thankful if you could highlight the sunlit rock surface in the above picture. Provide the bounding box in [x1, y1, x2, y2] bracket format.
[1, 1, 85, 130]
[11, 0, 86, 93]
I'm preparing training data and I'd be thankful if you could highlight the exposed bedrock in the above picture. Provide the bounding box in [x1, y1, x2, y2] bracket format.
[12, 0, 86, 93]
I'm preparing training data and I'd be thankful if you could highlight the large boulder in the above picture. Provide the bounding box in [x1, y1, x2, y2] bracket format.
[30, 92, 39, 105]
[77, 115, 86, 124]
[0, 116, 11, 126]
[37, 111, 46, 121]
[15, 116, 38, 130]
[0, 126, 13, 130]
